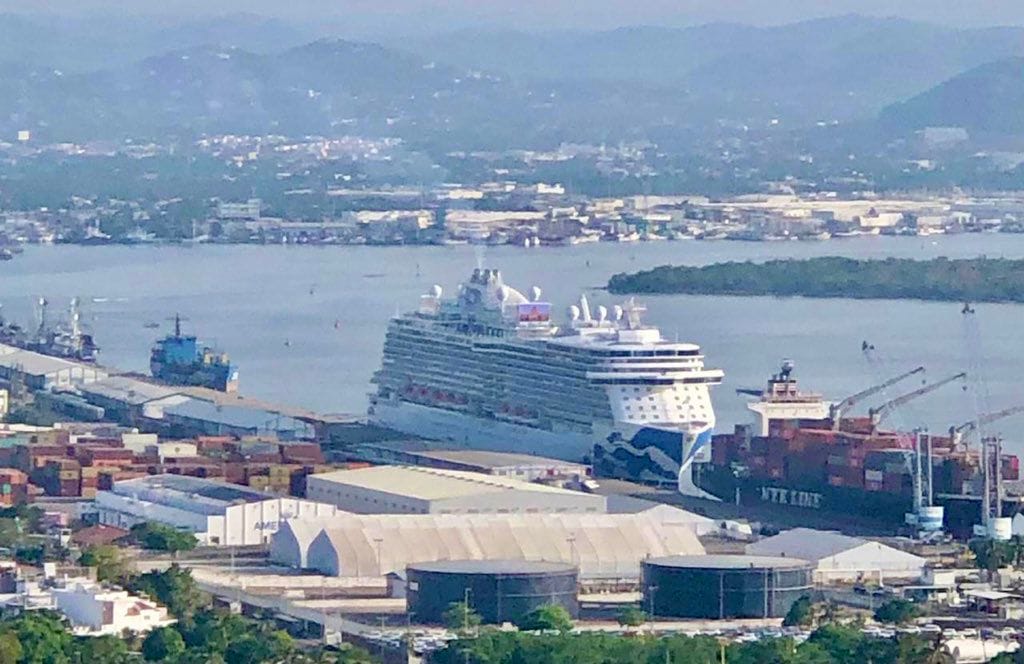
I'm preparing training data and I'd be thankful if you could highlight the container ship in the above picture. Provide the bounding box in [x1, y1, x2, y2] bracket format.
[150, 316, 238, 392]
[695, 362, 1022, 536]
[368, 268, 723, 494]
[0, 297, 99, 363]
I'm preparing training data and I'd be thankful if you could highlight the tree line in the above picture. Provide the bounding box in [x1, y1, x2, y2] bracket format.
[608, 256, 1024, 304]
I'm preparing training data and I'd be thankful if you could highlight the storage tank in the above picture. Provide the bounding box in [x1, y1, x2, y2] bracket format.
[917, 506, 944, 532]
[642, 555, 814, 619]
[989, 517, 1013, 541]
[406, 560, 578, 624]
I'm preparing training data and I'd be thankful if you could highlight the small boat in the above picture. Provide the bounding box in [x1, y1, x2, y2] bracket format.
[143, 322, 160, 330]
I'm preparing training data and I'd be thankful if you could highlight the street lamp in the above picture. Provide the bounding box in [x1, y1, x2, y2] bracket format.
[463, 587, 473, 632]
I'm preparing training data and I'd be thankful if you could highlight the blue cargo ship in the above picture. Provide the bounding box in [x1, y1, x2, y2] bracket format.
[150, 316, 238, 392]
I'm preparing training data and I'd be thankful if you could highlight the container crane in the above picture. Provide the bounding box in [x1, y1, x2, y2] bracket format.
[949, 404, 1024, 448]
[869, 372, 967, 428]
[829, 365, 925, 430]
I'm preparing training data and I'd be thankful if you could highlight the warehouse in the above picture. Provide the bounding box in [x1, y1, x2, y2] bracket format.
[358, 445, 591, 482]
[96, 474, 343, 545]
[407, 560, 579, 624]
[642, 555, 814, 620]
[78, 376, 181, 423]
[306, 465, 606, 515]
[605, 495, 753, 538]
[0, 344, 107, 390]
[745, 528, 926, 582]
[154, 397, 316, 440]
[279, 511, 704, 579]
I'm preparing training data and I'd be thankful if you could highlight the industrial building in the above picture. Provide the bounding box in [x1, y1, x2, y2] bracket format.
[157, 398, 316, 440]
[0, 344, 107, 390]
[305, 466, 606, 515]
[356, 445, 591, 482]
[641, 555, 814, 620]
[407, 560, 579, 625]
[78, 376, 181, 422]
[96, 474, 343, 545]
[745, 528, 927, 582]
[276, 511, 704, 579]
[605, 495, 753, 538]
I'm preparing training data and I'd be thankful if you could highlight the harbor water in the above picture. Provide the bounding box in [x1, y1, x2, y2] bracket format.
[2, 235, 1024, 454]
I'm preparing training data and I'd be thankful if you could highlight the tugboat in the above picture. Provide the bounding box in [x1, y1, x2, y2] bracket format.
[150, 315, 238, 392]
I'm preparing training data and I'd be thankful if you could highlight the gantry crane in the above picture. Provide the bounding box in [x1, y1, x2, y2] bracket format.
[829, 365, 925, 430]
[949, 404, 1024, 448]
[869, 372, 967, 428]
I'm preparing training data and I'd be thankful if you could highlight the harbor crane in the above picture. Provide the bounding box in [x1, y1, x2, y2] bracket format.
[869, 372, 967, 428]
[829, 365, 925, 430]
[949, 404, 1024, 448]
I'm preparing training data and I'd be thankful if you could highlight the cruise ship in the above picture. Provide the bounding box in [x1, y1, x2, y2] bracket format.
[368, 268, 724, 494]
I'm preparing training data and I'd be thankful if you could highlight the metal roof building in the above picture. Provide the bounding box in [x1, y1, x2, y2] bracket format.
[79, 376, 180, 406]
[357, 445, 590, 482]
[306, 465, 606, 515]
[745, 527, 926, 582]
[156, 397, 316, 440]
[96, 474, 343, 546]
[274, 511, 705, 580]
[0, 344, 107, 390]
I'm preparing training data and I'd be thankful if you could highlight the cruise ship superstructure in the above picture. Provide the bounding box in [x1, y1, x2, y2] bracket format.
[368, 268, 724, 493]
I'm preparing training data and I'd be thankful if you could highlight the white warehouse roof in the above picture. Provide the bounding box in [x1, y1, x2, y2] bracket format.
[746, 528, 926, 580]
[277, 512, 705, 580]
[306, 465, 606, 514]
[310, 465, 583, 500]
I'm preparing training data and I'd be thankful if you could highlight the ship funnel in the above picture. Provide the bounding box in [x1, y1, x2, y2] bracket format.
[568, 305, 580, 322]
[579, 294, 592, 322]
[530, 286, 542, 302]
[597, 305, 608, 324]
[430, 284, 443, 298]
[613, 305, 624, 321]
[497, 285, 509, 302]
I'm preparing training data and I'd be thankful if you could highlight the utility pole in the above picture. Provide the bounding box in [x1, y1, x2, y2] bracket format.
[647, 585, 657, 633]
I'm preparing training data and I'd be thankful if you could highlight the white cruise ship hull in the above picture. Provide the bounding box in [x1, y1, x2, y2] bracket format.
[369, 399, 594, 460]
[370, 398, 718, 499]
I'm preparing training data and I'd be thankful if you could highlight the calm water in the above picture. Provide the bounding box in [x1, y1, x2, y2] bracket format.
[1, 235, 1023, 453]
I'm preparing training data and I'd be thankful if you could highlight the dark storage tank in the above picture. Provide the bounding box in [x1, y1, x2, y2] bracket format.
[642, 555, 813, 619]
[407, 560, 579, 624]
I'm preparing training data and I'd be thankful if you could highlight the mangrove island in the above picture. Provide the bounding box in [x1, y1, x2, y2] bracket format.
[607, 256, 1024, 303]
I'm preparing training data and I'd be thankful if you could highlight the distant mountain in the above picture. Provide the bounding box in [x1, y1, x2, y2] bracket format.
[3, 14, 1024, 147]
[0, 39, 517, 141]
[879, 57, 1024, 134]
[399, 16, 1024, 123]
[0, 13, 317, 72]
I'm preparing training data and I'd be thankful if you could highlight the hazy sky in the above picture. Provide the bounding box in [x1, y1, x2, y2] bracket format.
[5, 0, 1024, 30]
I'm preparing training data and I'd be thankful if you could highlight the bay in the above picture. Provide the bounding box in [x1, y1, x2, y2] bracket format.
[0, 234, 1022, 454]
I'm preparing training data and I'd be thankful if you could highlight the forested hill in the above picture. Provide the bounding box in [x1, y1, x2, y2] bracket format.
[607, 257, 1024, 303]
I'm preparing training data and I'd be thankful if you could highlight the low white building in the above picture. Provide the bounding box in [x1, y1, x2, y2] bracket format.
[52, 579, 176, 636]
[274, 511, 705, 580]
[746, 528, 926, 582]
[0, 344, 107, 390]
[96, 474, 345, 546]
[305, 465, 606, 515]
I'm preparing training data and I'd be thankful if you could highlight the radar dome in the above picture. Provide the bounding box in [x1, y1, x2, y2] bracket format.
[568, 305, 580, 321]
